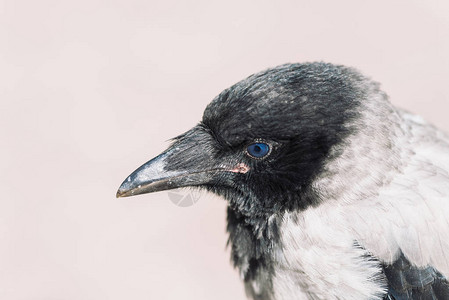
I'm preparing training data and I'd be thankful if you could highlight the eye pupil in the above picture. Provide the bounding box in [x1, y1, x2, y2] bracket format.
[246, 142, 270, 159]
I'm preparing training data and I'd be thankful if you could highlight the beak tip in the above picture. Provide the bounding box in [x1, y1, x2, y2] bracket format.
[116, 183, 132, 198]
[116, 186, 136, 198]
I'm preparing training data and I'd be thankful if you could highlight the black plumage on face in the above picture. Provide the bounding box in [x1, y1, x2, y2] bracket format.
[196, 63, 362, 216]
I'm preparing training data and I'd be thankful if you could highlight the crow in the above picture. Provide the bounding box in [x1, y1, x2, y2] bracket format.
[117, 62, 449, 299]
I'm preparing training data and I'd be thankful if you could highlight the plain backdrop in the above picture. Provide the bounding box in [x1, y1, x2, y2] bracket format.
[1, 0, 449, 299]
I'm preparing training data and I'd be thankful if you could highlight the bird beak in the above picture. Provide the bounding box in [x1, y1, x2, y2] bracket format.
[116, 128, 229, 198]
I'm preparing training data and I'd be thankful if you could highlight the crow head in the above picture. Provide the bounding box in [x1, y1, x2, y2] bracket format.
[117, 63, 369, 217]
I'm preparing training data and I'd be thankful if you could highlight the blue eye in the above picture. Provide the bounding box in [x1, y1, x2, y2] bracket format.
[246, 142, 271, 159]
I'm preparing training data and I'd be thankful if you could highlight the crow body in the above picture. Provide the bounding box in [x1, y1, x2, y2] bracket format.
[118, 62, 449, 299]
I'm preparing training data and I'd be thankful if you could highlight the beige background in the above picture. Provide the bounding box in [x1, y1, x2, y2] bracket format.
[1, 0, 449, 299]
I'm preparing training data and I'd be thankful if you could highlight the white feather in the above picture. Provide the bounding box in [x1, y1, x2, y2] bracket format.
[270, 208, 386, 299]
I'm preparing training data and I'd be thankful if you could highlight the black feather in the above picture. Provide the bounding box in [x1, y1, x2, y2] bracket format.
[382, 253, 449, 300]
